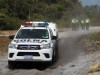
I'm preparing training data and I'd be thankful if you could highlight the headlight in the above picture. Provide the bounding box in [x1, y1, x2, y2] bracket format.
[41, 43, 51, 49]
[8, 43, 17, 49]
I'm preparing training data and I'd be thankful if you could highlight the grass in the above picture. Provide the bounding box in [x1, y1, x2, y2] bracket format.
[0, 30, 16, 55]
[58, 29, 64, 32]
[85, 31, 100, 73]
[0, 30, 17, 35]
[88, 32, 100, 41]
[0, 37, 11, 55]
[84, 31, 100, 53]
[88, 63, 100, 73]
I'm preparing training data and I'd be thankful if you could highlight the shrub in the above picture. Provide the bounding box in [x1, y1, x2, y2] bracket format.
[0, 18, 22, 30]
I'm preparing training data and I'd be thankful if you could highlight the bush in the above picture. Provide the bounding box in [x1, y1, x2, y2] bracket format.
[44, 4, 63, 21]
[27, 13, 44, 21]
[56, 19, 70, 28]
[0, 13, 8, 18]
[0, 18, 22, 30]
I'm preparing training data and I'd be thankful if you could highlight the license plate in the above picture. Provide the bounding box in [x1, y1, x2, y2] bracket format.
[24, 55, 33, 60]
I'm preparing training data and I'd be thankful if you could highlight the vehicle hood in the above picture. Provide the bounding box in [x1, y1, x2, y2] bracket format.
[11, 39, 50, 45]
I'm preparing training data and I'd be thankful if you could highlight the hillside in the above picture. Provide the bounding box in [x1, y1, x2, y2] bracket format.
[0, 0, 81, 30]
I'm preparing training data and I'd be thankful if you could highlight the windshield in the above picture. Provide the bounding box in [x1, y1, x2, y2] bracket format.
[15, 29, 49, 39]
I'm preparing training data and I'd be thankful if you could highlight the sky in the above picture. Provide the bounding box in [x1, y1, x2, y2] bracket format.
[79, 0, 100, 6]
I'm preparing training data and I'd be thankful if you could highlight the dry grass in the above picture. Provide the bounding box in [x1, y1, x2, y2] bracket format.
[0, 30, 17, 35]
[83, 31, 100, 53]
[0, 30, 17, 55]
[88, 32, 100, 41]
[0, 37, 11, 55]
[85, 31, 100, 73]
[58, 29, 64, 32]
[88, 63, 100, 73]
[0, 30, 16, 55]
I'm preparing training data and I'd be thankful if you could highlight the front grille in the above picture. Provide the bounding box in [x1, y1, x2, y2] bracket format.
[17, 45, 40, 50]
[17, 52, 40, 56]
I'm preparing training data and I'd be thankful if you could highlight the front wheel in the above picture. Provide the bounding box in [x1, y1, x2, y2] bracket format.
[8, 61, 15, 69]
[52, 46, 58, 62]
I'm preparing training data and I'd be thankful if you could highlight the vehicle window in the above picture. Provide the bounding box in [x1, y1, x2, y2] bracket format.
[16, 29, 49, 39]
[49, 29, 53, 37]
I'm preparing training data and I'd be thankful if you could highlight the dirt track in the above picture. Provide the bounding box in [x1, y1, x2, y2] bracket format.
[0, 26, 100, 75]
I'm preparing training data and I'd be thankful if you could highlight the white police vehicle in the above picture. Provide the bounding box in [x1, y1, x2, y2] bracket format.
[8, 21, 58, 68]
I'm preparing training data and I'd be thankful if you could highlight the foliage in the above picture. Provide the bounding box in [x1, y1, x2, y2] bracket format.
[84, 5, 100, 26]
[0, 18, 22, 30]
[0, 0, 81, 30]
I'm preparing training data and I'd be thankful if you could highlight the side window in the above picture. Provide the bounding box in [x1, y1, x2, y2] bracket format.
[49, 29, 53, 37]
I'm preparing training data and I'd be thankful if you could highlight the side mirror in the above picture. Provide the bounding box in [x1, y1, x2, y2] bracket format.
[52, 36, 57, 40]
[9, 35, 15, 39]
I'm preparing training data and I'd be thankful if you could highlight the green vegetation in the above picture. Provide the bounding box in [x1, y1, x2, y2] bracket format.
[0, 0, 100, 30]
[0, 0, 81, 30]
[84, 5, 100, 26]
[0, 18, 22, 30]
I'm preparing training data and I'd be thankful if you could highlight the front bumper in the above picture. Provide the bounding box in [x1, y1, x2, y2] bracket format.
[8, 48, 53, 62]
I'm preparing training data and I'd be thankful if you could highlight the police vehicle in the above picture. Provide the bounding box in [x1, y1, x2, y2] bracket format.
[8, 21, 58, 68]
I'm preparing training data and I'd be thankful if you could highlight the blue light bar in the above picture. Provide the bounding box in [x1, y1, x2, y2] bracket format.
[38, 22, 49, 27]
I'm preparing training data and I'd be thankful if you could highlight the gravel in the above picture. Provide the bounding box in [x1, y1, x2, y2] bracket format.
[0, 26, 100, 75]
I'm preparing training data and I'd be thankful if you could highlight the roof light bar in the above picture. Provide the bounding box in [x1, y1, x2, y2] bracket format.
[38, 22, 49, 27]
[21, 22, 49, 27]
[22, 22, 32, 27]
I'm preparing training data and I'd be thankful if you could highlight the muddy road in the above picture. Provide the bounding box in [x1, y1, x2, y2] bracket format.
[0, 27, 100, 75]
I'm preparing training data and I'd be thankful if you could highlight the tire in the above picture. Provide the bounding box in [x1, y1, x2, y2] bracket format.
[8, 61, 14, 69]
[52, 45, 58, 63]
